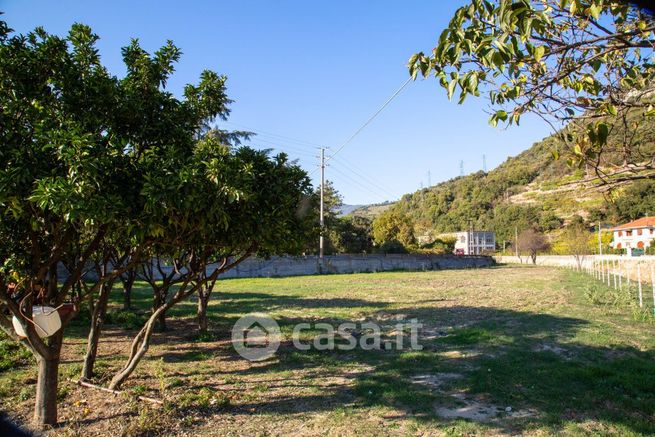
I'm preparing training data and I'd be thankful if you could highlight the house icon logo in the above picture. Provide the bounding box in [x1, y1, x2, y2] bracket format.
[231, 313, 281, 361]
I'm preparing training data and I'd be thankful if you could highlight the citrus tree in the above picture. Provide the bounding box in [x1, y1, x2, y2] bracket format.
[0, 20, 315, 428]
[409, 0, 655, 183]
[107, 134, 315, 390]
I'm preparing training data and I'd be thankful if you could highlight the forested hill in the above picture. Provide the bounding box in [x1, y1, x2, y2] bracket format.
[370, 120, 655, 245]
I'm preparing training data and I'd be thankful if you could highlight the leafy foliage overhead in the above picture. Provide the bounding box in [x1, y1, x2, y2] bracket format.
[410, 0, 655, 182]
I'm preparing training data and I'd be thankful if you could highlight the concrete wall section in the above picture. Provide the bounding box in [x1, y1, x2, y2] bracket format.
[67, 254, 494, 281]
[218, 254, 494, 278]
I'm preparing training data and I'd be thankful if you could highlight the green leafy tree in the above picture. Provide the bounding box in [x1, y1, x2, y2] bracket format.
[554, 222, 592, 267]
[320, 180, 343, 235]
[0, 20, 315, 426]
[608, 180, 655, 221]
[108, 138, 315, 389]
[0, 23, 190, 427]
[313, 181, 376, 254]
[327, 216, 374, 254]
[372, 209, 416, 250]
[586, 229, 614, 254]
[320, 180, 344, 220]
[410, 0, 655, 183]
[419, 236, 457, 254]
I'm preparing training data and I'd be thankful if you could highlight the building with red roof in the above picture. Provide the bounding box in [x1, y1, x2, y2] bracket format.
[610, 217, 655, 255]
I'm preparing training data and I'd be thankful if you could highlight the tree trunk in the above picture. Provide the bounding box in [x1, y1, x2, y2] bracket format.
[35, 356, 59, 427]
[153, 289, 167, 332]
[156, 309, 167, 332]
[197, 294, 209, 334]
[108, 304, 165, 390]
[81, 282, 113, 380]
[110, 279, 201, 390]
[33, 332, 63, 428]
[122, 271, 136, 311]
[108, 252, 250, 390]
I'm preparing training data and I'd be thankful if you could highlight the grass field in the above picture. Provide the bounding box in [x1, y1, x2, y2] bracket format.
[1, 265, 655, 436]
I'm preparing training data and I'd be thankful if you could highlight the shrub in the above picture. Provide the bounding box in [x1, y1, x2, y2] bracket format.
[106, 310, 148, 330]
[377, 240, 408, 254]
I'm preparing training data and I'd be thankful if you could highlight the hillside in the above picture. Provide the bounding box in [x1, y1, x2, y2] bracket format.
[349, 201, 395, 220]
[376, 117, 655, 244]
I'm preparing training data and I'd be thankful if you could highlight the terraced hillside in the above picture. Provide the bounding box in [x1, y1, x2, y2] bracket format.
[370, 115, 655, 243]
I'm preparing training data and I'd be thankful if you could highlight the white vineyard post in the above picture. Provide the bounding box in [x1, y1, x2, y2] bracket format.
[651, 265, 655, 317]
[637, 262, 643, 308]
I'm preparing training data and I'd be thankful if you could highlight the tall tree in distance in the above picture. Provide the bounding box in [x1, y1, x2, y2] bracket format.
[409, 0, 655, 184]
[318, 180, 344, 221]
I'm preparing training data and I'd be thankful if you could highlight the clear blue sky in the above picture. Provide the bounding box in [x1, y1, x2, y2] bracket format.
[3, 0, 553, 205]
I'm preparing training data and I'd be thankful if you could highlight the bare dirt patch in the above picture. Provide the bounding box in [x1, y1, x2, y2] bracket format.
[435, 392, 538, 422]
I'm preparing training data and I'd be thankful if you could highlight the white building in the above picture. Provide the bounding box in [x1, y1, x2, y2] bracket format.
[610, 217, 655, 255]
[453, 231, 496, 255]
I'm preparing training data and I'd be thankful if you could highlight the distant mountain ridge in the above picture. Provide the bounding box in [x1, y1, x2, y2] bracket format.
[348, 201, 395, 220]
[339, 204, 364, 217]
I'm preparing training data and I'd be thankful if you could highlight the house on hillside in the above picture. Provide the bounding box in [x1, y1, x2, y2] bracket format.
[610, 217, 655, 256]
[452, 231, 496, 255]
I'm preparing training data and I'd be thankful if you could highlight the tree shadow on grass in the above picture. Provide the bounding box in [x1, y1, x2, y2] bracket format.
[53, 286, 655, 435]
[213, 306, 655, 435]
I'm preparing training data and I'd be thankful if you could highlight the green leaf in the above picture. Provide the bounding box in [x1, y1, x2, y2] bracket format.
[495, 110, 508, 121]
[533, 46, 545, 62]
[468, 73, 478, 93]
[447, 79, 458, 100]
[589, 3, 601, 20]
[570, 0, 578, 15]
[596, 122, 609, 145]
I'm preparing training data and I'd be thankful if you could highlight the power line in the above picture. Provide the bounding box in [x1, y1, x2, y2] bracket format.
[328, 165, 390, 202]
[248, 140, 317, 157]
[224, 123, 395, 201]
[329, 166, 392, 201]
[222, 121, 323, 149]
[323, 76, 412, 165]
[328, 155, 397, 199]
